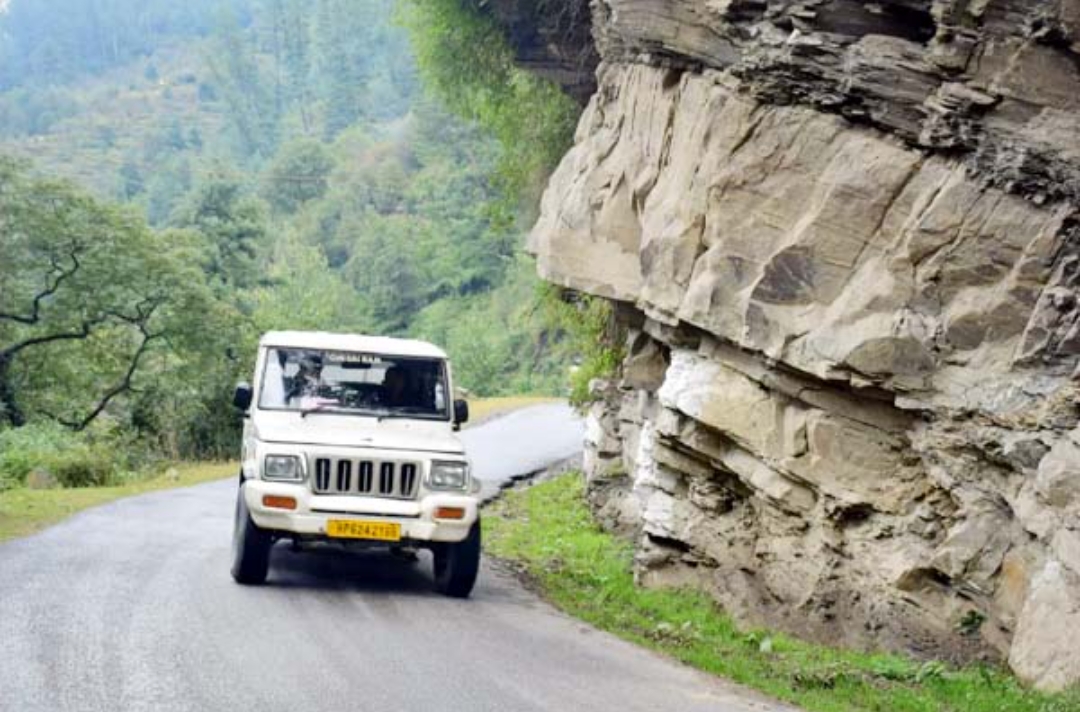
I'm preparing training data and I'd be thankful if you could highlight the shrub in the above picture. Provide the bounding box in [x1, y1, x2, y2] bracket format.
[0, 422, 70, 490]
[39, 441, 118, 488]
[0, 422, 152, 490]
[538, 287, 625, 406]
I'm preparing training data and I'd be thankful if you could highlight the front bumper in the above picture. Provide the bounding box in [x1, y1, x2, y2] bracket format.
[243, 480, 477, 543]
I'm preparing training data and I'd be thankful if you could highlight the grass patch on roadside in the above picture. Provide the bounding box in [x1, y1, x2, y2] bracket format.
[467, 396, 562, 426]
[0, 462, 236, 543]
[484, 473, 1079, 712]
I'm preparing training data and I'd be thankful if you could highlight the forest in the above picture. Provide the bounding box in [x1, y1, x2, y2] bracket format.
[0, 0, 612, 489]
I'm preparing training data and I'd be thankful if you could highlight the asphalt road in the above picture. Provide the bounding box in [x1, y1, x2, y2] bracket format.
[0, 404, 793, 712]
[461, 403, 587, 502]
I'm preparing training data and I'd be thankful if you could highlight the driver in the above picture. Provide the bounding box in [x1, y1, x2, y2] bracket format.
[286, 352, 323, 405]
[381, 366, 413, 407]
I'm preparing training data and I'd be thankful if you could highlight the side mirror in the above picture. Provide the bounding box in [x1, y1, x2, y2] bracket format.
[453, 399, 469, 428]
[233, 382, 253, 411]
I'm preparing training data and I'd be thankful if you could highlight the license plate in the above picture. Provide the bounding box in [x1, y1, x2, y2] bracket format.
[326, 519, 401, 542]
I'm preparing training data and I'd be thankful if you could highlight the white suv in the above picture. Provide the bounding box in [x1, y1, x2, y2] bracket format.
[230, 330, 481, 597]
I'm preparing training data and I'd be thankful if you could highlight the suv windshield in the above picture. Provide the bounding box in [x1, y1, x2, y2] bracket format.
[258, 348, 448, 420]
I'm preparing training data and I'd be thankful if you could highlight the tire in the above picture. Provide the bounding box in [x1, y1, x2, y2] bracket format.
[231, 484, 272, 585]
[433, 520, 481, 598]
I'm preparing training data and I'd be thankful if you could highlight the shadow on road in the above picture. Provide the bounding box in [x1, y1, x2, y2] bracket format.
[264, 543, 442, 597]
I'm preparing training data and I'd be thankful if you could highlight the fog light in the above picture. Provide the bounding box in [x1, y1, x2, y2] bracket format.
[435, 506, 465, 520]
[263, 495, 297, 510]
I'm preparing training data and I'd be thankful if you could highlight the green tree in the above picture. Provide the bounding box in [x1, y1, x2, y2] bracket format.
[170, 179, 270, 291]
[344, 215, 424, 332]
[251, 234, 371, 334]
[261, 138, 334, 213]
[410, 256, 568, 396]
[259, 0, 314, 131]
[205, 10, 277, 157]
[312, 0, 371, 137]
[119, 160, 144, 199]
[0, 158, 216, 430]
[143, 156, 193, 225]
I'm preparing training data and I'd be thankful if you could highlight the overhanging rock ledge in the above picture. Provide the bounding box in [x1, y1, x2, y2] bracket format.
[524, 0, 1080, 692]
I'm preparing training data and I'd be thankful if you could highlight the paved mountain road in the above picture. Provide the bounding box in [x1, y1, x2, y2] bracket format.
[461, 403, 586, 501]
[0, 404, 793, 712]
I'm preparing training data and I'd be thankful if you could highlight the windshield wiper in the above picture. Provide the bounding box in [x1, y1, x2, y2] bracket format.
[299, 405, 439, 421]
[301, 404, 392, 420]
[373, 408, 443, 421]
[299, 403, 344, 419]
[365, 408, 428, 422]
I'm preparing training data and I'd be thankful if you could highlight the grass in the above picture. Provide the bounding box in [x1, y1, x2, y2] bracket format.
[0, 461, 236, 543]
[483, 473, 1080, 712]
[467, 395, 562, 425]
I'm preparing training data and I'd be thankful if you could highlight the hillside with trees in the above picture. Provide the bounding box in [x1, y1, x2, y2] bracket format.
[0, 0, 594, 486]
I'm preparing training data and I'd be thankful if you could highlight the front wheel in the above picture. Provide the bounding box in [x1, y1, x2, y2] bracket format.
[432, 520, 481, 598]
[231, 485, 272, 585]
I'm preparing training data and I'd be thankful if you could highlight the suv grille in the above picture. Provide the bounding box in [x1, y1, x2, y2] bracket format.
[312, 457, 419, 499]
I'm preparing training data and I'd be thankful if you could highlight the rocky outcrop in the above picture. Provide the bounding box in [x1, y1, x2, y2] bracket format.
[476, 0, 599, 103]
[526, 0, 1080, 692]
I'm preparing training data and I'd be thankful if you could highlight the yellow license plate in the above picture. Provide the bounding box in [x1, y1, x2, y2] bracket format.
[326, 520, 401, 541]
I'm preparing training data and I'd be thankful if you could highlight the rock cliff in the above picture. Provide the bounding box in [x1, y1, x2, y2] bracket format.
[523, 0, 1080, 692]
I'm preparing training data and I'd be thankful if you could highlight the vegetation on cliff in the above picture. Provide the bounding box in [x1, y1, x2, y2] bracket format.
[399, 0, 579, 212]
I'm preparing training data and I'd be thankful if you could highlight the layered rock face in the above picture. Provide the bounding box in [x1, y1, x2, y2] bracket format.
[479, 0, 599, 103]
[527, 0, 1080, 691]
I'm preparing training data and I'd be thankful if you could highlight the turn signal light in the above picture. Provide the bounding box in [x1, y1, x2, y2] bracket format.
[434, 506, 465, 520]
[263, 495, 297, 510]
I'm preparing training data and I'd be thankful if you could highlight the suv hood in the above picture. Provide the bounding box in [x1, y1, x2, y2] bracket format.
[253, 411, 465, 455]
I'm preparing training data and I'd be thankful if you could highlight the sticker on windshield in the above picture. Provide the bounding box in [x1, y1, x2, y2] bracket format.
[325, 352, 383, 364]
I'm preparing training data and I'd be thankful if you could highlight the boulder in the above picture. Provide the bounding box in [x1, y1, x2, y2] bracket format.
[1010, 562, 1080, 692]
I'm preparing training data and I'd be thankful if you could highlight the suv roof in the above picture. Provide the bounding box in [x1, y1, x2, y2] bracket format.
[259, 330, 448, 359]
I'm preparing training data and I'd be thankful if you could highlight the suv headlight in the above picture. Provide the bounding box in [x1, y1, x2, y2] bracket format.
[264, 455, 303, 482]
[429, 461, 469, 490]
